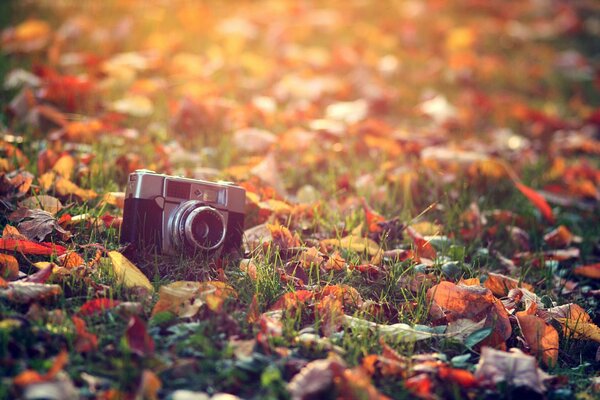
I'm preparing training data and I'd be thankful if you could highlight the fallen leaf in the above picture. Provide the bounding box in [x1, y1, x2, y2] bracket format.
[232, 127, 277, 154]
[8, 208, 70, 241]
[516, 304, 559, 367]
[268, 222, 300, 251]
[0, 253, 19, 280]
[151, 281, 236, 317]
[406, 226, 437, 260]
[19, 195, 63, 214]
[0, 282, 61, 303]
[0, 238, 66, 255]
[51, 154, 76, 179]
[110, 95, 154, 117]
[136, 370, 161, 400]
[543, 225, 581, 248]
[78, 298, 121, 316]
[287, 355, 343, 400]
[343, 315, 442, 342]
[72, 316, 98, 353]
[474, 347, 551, 394]
[107, 251, 153, 292]
[13, 350, 68, 388]
[125, 315, 154, 356]
[484, 272, 534, 297]
[427, 282, 512, 348]
[2, 19, 51, 53]
[438, 365, 478, 388]
[23, 262, 54, 283]
[321, 235, 382, 257]
[573, 263, 600, 279]
[515, 182, 555, 224]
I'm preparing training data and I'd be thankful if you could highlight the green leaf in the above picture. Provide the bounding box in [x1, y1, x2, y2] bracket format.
[465, 327, 492, 348]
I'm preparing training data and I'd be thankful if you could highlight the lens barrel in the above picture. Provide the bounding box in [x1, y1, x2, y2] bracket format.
[169, 200, 226, 252]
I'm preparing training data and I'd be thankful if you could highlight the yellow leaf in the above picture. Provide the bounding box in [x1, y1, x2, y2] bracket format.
[152, 281, 235, 317]
[321, 235, 381, 256]
[555, 318, 600, 343]
[107, 251, 153, 292]
[52, 154, 76, 179]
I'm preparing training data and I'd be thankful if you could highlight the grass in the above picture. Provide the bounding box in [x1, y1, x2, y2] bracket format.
[1, 0, 600, 399]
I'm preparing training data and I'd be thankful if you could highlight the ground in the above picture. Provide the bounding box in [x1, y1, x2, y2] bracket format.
[0, 1, 599, 399]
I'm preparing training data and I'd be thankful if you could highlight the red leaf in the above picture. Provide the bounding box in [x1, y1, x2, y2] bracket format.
[515, 182, 555, 224]
[361, 197, 385, 233]
[78, 298, 121, 316]
[406, 226, 437, 260]
[125, 315, 154, 357]
[0, 238, 67, 255]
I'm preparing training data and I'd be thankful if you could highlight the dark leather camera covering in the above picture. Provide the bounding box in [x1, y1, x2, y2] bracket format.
[120, 198, 163, 253]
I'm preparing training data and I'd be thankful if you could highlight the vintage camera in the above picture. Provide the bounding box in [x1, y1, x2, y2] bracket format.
[120, 169, 245, 257]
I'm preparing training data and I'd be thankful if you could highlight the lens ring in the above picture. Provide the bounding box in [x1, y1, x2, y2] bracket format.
[183, 207, 226, 251]
[168, 200, 204, 251]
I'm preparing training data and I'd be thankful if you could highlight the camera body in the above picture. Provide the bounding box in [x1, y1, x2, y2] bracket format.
[120, 169, 245, 257]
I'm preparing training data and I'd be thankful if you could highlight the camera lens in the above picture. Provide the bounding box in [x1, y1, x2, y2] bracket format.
[186, 208, 225, 250]
[169, 200, 226, 252]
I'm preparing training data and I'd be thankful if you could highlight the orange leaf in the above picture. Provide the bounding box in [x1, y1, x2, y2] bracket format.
[406, 226, 437, 260]
[0, 238, 67, 255]
[0, 253, 19, 280]
[72, 316, 98, 353]
[516, 312, 559, 367]
[438, 366, 478, 388]
[361, 197, 385, 234]
[515, 182, 555, 224]
[573, 263, 600, 279]
[484, 272, 534, 297]
[427, 282, 511, 347]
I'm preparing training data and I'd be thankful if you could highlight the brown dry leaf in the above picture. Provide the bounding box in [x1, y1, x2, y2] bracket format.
[8, 208, 70, 241]
[151, 281, 236, 317]
[19, 195, 63, 215]
[484, 272, 534, 297]
[323, 252, 346, 271]
[0, 254, 19, 280]
[427, 281, 511, 347]
[0, 281, 62, 303]
[299, 247, 324, 269]
[316, 295, 344, 336]
[287, 355, 345, 400]
[268, 222, 300, 251]
[239, 259, 258, 280]
[474, 347, 551, 394]
[2, 225, 27, 240]
[516, 304, 559, 367]
[107, 251, 153, 292]
[543, 225, 581, 248]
